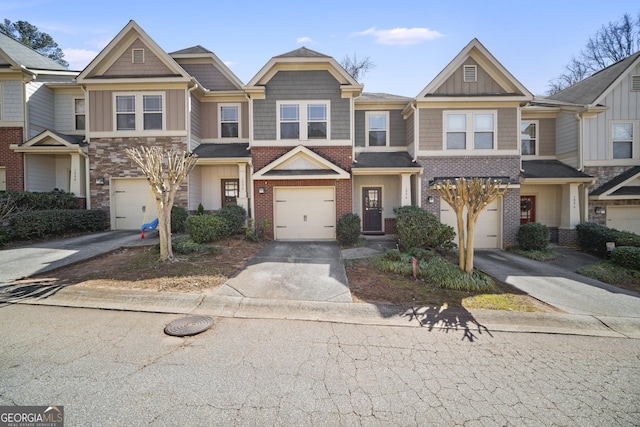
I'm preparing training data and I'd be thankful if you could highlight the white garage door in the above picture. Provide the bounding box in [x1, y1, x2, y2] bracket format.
[607, 206, 640, 235]
[112, 178, 157, 230]
[274, 187, 336, 240]
[441, 199, 501, 249]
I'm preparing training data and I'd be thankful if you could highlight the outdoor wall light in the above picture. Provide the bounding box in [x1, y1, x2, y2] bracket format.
[95, 177, 105, 185]
[594, 206, 606, 214]
[258, 187, 265, 194]
[427, 196, 435, 203]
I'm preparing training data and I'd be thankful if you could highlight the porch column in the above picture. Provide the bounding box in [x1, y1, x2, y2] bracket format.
[69, 153, 83, 196]
[560, 183, 581, 229]
[237, 163, 249, 212]
[401, 173, 411, 206]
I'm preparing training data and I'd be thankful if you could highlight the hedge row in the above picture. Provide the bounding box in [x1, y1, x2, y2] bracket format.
[516, 222, 550, 251]
[6, 209, 109, 240]
[0, 189, 80, 211]
[185, 205, 246, 243]
[576, 222, 640, 256]
[393, 206, 455, 251]
[611, 246, 640, 270]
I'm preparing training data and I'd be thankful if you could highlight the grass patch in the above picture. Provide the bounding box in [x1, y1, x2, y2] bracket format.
[507, 246, 558, 261]
[463, 293, 544, 312]
[577, 261, 640, 294]
[340, 238, 368, 249]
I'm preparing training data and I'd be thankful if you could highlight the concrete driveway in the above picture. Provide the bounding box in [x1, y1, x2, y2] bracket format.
[217, 241, 352, 302]
[474, 248, 640, 317]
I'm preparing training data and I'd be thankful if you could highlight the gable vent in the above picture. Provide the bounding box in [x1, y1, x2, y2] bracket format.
[463, 65, 477, 82]
[132, 49, 145, 64]
[632, 75, 640, 91]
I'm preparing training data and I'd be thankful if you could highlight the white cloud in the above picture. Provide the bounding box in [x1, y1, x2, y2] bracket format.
[296, 36, 314, 44]
[353, 27, 444, 46]
[223, 61, 236, 68]
[63, 48, 99, 71]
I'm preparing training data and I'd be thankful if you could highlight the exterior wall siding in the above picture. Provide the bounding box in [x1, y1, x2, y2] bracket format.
[89, 90, 113, 132]
[1, 80, 24, 122]
[0, 127, 24, 191]
[190, 93, 201, 149]
[556, 113, 579, 167]
[89, 136, 189, 215]
[538, 118, 556, 156]
[103, 38, 173, 77]
[166, 89, 186, 131]
[418, 108, 443, 151]
[54, 94, 75, 133]
[26, 82, 55, 138]
[433, 58, 507, 95]
[354, 109, 406, 147]
[253, 70, 350, 141]
[25, 154, 56, 191]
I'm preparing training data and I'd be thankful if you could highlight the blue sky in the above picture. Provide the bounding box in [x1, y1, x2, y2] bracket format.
[2, 0, 639, 96]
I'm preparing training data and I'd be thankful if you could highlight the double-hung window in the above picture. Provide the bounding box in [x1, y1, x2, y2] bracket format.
[366, 112, 388, 146]
[612, 122, 633, 159]
[115, 93, 164, 131]
[445, 111, 496, 150]
[521, 121, 537, 156]
[220, 105, 239, 138]
[74, 98, 85, 131]
[278, 101, 329, 140]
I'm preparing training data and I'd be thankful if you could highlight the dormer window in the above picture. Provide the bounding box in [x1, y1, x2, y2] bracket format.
[463, 65, 477, 82]
[132, 49, 144, 64]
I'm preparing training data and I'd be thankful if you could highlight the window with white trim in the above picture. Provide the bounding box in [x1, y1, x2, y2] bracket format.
[445, 111, 496, 150]
[74, 98, 85, 130]
[521, 120, 537, 156]
[612, 122, 633, 159]
[366, 111, 388, 146]
[114, 93, 164, 131]
[277, 101, 329, 140]
[220, 104, 239, 138]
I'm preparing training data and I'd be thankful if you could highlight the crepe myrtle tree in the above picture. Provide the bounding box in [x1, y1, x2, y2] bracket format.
[125, 146, 198, 262]
[434, 177, 508, 274]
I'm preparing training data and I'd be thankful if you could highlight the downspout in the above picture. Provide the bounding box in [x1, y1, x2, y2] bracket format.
[81, 85, 91, 209]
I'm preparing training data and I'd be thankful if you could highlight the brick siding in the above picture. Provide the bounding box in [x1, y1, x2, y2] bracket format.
[0, 127, 24, 191]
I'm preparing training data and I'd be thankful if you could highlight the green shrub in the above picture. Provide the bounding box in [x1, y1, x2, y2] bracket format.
[337, 213, 361, 245]
[7, 209, 109, 240]
[0, 227, 10, 247]
[517, 222, 550, 251]
[185, 214, 229, 243]
[406, 247, 436, 262]
[171, 236, 221, 254]
[171, 206, 188, 234]
[576, 222, 640, 256]
[217, 205, 247, 235]
[197, 203, 205, 216]
[610, 246, 640, 270]
[393, 206, 455, 251]
[0, 189, 79, 211]
[422, 257, 495, 292]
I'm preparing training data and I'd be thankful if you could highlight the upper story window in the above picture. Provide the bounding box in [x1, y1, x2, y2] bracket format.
[521, 121, 537, 156]
[366, 112, 388, 146]
[277, 101, 329, 140]
[115, 93, 164, 131]
[445, 111, 496, 150]
[74, 98, 85, 130]
[220, 104, 239, 138]
[612, 122, 633, 159]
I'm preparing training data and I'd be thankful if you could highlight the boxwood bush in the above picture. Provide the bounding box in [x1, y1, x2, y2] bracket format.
[516, 222, 550, 251]
[393, 206, 455, 251]
[185, 214, 230, 243]
[610, 246, 640, 270]
[0, 189, 80, 211]
[576, 222, 640, 256]
[217, 205, 247, 235]
[7, 209, 109, 240]
[171, 205, 188, 234]
[337, 213, 361, 245]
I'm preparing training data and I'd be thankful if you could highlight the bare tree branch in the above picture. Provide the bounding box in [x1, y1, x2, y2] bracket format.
[340, 53, 375, 82]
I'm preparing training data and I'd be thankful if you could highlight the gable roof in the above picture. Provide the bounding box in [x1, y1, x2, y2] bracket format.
[416, 38, 532, 101]
[275, 46, 331, 59]
[590, 166, 640, 199]
[547, 51, 640, 106]
[0, 31, 70, 72]
[77, 20, 190, 83]
[170, 45, 244, 90]
[12, 130, 87, 154]
[253, 145, 350, 180]
[521, 160, 593, 181]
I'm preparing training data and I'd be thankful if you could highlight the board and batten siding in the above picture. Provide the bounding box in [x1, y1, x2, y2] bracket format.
[103, 38, 173, 77]
[555, 113, 579, 168]
[354, 109, 406, 147]
[418, 107, 517, 151]
[432, 58, 507, 96]
[253, 70, 350, 141]
[584, 63, 640, 162]
[88, 89, 185, 132]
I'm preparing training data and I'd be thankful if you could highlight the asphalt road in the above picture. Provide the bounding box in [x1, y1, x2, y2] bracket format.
[0, 305, 638, 426]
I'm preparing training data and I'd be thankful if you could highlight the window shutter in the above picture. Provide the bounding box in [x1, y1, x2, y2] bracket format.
[463, 65, 477, 83]
[632, 75, 640, 92]
[132, 49, 145, 64]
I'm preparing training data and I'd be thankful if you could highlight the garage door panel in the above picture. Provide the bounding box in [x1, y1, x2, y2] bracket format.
[113, 179, 157, 230]
[607, 206, 640, 235]
[274, 187, 335, 240]
[441, 200, 500, 249]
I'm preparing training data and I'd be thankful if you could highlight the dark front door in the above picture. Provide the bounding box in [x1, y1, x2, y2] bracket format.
[520, 195, 536, 224]
[362, 187, 382, 232]
[222, 179, 239, 207]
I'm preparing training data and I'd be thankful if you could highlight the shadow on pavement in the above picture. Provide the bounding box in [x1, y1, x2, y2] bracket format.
[0, 281, 68, 307]
[408, 305, 493, 342]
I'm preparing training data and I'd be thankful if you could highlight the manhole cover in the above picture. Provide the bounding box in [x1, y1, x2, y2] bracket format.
[164, 316, 214, 337]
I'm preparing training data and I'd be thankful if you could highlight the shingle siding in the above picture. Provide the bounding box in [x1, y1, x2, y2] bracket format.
[1, 80, 23, 122]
